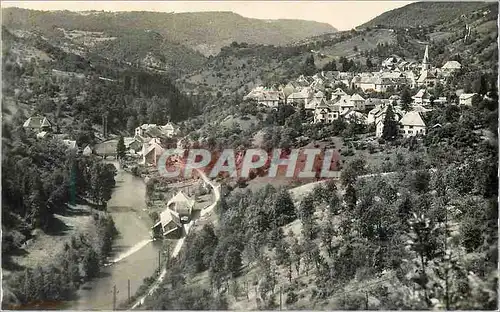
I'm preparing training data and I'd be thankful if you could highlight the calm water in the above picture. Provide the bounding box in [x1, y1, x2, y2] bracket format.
[65, 163, 161, 310]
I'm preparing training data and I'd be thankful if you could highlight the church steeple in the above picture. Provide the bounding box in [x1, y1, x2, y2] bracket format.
[422, 45, 430, 70]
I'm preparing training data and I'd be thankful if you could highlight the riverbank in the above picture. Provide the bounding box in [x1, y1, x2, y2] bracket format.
[60, 163, 163, 310]
[2, 204, 117, 309]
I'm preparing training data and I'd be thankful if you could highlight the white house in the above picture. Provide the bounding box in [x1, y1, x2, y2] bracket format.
[342, 110, 367, 124]
[23, 116, 53, 133]
[364, 98, 385, 112]
[135, 124, 157, 137]
[412, 89, 432, 105]
[82, 145, 93, 156]
[288, 87, 313, 107]
[368, 106, 384, 125]
[142, 138, 166, 166]
[459, 93, 477, 106]
[400, 111, 426, 137]
[330, 88, 347, 101]
[313, 101, 340, 124]
[350, 93, 366, 111]
[375, 109, 404, 138]
[441, 61, 461, 75]
[375, 119, 385, 138]
[161, 122, 178, 137]
[62, 139, 78, 150]
[334, 95, 355, 113]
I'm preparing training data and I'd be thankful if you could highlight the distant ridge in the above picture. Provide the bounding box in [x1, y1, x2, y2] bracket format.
[360, 1, 495, 29]
[2, 8, 337, 56]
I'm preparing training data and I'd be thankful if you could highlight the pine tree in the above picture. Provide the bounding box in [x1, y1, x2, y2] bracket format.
[382, 105, 399, 140]
[401, 88, 412, 111]
[23, 269, 35, 304]
[298, 195, 314, 222]
[366, 57, 373, 69]
[82, 248, 100, 280]
[272, 189, 296, 227]
[322, 59, 337, 71]
[116, 136, 126, 160]
[302, 54, 316, 76]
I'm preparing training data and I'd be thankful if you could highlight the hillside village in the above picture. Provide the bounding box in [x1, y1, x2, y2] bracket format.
[23, 44, 486, 170]
[242, 44, 482, 139]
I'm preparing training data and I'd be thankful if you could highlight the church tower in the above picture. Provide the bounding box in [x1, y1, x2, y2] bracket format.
[422, 45, 430, 70]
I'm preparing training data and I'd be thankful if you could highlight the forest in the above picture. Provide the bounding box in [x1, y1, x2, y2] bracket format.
[145, 131, 497, 309]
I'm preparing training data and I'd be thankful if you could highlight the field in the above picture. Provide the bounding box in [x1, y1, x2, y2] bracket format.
[314, 29, 397, 68]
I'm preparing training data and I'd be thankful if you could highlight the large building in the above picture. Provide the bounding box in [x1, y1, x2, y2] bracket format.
[399, 111, 427, 137]
[23, 116, 53, 133]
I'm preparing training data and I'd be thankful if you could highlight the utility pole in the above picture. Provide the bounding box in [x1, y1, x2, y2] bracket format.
[245, 278, 249, 300]
[112, 285, 116, 310]
[102, 115, 108, 138]
[279, 286, 282, 311]
[365, 291, 369, 310]
[128, 279, 131, 304]
[158, 250, 161, 272]
[255, 285, 258, 304]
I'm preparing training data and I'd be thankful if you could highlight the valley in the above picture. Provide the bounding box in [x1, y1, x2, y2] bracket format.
[1, 1, 498, 311]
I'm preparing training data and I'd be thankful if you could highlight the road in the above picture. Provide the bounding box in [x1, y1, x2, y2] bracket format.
[130, 168, 220, 309]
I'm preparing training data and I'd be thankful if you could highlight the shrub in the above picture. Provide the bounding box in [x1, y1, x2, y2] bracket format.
[286, 291, 298, 305]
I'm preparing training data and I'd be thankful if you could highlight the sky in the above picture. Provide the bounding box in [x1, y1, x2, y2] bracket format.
[1, 1, 414, 30]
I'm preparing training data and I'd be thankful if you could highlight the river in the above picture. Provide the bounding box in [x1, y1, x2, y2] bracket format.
[65, 162, 161, 310]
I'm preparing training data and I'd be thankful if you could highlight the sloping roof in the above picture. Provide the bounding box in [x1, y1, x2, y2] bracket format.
[442, 61, 461, 69]
[328, 104, 341, 112]
[62, 139, 78, 150]
[167, 191, 195, 209]
[144, 126, 167, 138]
[342, 110, 366, 121]
[289, 88, 311, 100]
[36, 131, 49, 139]
[331, 88, 347, 96]
[413, 89, 428, 98]
[309, 97, 326, 109]
[138, 124, 157, 130]
[157, 209, 182, 233]
[365, 98, 383, 107]
[23, 116, 52, 129]
[400, 111, 426, 127]
[124, 137, 136, 146]
[162, 122, 176, 131]
[380, 72, 404, 79]
[314, 91, 324, 98]
[259, 91, 280, 101]
[459, 93, 477, 100]
[368, 107, 382, 116]
[335, 95, 354, 107]
[351, 93, 365, 101]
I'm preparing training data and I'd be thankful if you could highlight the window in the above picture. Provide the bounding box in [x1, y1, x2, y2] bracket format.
[409, 125, 414, 129]
[408, 130, 413, 134]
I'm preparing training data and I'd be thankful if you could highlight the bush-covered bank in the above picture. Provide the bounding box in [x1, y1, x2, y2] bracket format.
[3, 212, 118, 310]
